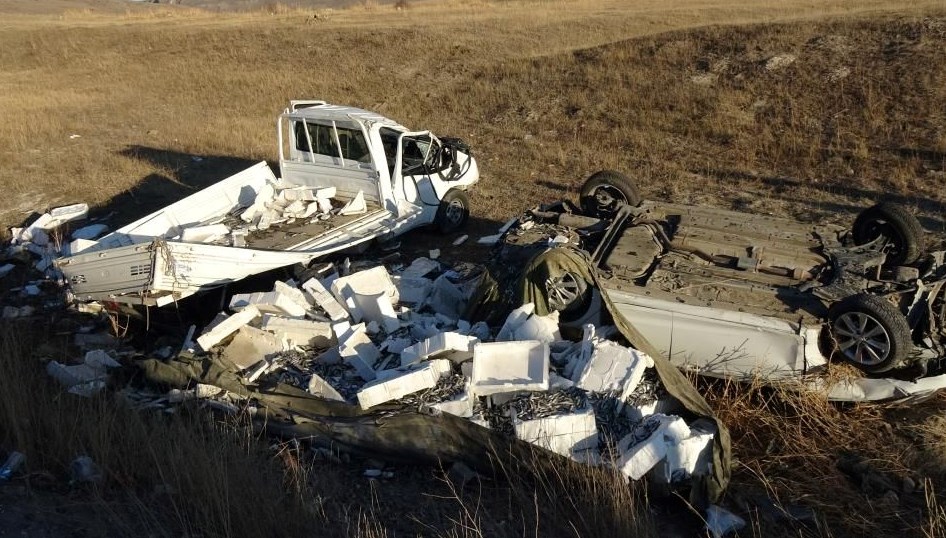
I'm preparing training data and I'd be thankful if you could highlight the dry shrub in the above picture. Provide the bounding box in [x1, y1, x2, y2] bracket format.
[394, 0, 410, 10]
[704, 376, 943, 537]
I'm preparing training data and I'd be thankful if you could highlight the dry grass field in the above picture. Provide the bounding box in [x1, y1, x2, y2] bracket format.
[2, 0, 946, 536]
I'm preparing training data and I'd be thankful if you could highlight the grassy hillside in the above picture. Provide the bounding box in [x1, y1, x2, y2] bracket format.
[2, 1, 946, 536]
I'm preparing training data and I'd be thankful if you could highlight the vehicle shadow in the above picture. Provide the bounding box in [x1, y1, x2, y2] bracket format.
[91, 146, 264, 226]
[695, 167, 946, 234]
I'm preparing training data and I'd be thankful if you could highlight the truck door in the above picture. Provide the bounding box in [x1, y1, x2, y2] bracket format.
[391, 130, 445, 207]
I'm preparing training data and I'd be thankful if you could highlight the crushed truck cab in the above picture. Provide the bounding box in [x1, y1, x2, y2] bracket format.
[56, 101, 479, 306]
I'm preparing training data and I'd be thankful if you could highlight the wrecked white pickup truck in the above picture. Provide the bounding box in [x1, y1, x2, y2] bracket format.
[478, 171, 946, 402]
[57, 101, 479, 306]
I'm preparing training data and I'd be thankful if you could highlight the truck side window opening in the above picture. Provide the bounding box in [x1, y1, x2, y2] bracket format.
[379, 127, 399, 178]
[294, 121, 370, 163]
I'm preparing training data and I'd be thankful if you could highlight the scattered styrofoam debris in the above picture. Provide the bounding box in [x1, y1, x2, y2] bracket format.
[514, 407, 598, 458]
[181, 224, 230, 243]
[400, 332, 479, 367]
[392, 275, 432, 305]
[0, 264, 14, 278]
[330, 266, 399, 322]
[617, 414, 691, 480]
[452, 235, 468, 246]
[196, 305, 261, 351]
[338, 324, 380, 381]
[357, 359, 452, 409]
[309, 373, 345, 401]
[302, 277, 349, 321]
[470, 340, 549, 396]
[222, 325, 286, 370]
[572, 339, 652, 397]
[72, 224, 109, 241]
[230, 290, 307, 318]
[339, 190, 367, 216]
[260, 314, 334, 348]
[496, 303, 536, 341]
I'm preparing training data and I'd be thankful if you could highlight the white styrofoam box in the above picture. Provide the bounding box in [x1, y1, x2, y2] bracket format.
[330, 266, 399, 321]
[302, 277, 349, 321]
[513, 311, 561, 343]
[283, 199, 308, 217]
[392, 275, 432, 305]
[617, 414, 691, 480]
[357, 359, 452, 409]
[400, 332, 479, 367]
[470, 340, 549, 396]
[281, 186, 315, 202]
[260, 314, 333, 348]
[574, 340, 652, 398]
[496, 303, 536, 341]
[350, 291, 400, 334]
[514, 407, 598, 457]
[181, 224, 230, 243]
[314, 187, 336, 200]
[431, 388, 473, 418]
[308, 373, 344, 401]
[663, 429, 714, 481]
[229, 291, 307, 318]
[196, 306, 261, 351]
[338, 325, 380, 381]
[46, 203, 89, 228]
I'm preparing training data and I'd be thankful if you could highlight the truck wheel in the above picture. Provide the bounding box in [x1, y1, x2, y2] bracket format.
[579, 170, 641, 218]
[827, 293, 912, 373]
[852, 202, 924, 265]
[435, 188, 470, 234]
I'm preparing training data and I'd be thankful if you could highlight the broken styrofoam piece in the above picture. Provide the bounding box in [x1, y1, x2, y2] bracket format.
[470, 340, 550, 396]
[302, 277, 349, 321]
[330, 266, 399, 321]
[514, 407, 598, 457]
[429, 249, 440, 260]
[392, 275, 432, 305]
[426, 274, 466, 319]
[512, 310, 561, 343]
[46, 361, 107, 389]
[357, 359, 452, 409]
[273, 280, 312, 310]
[338, 190, 367, 216]
[431, 387, 474, 417]
[67, 238, 98, 256]
[350, 291, 401, 334]
[222, 325, 286, 370]
[452, 235, 468, 246]
[617, 414, 691, 480]
[260, 314, 334, 348]
[72, 224, 109, 241]
[496, 303, 536, 341]
[83, 349, 121, 369]
[400, 257, 440, 279]
[338, 324, 380, 381]
[44, 203, 89, 228]
[308, 373, 345, 401]
[242, 183, 276, 223]
[168, 383, 221, 403]
[0, 264, 14, 279]
[573, 340, 652, 398]
[400, 332, 479, 367]
[705, 505, 746, 538]
[181, 224, 230, 243]
[229, 291, 307, 318]
[196, 305, 261, 351]
[662, 427, 715, 482]
[477, 234, 501, 245]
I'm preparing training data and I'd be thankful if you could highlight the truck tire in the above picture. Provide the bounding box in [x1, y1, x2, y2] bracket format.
[827, 293, 912, 373]
[579, 170, 641, 218]
[852, 202, 924, 265]
[435, 188, 470, 234]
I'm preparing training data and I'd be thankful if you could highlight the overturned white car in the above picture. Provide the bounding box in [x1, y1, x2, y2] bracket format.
[482, 171, 946, 402]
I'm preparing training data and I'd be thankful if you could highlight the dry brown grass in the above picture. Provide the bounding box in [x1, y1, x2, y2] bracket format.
[3, 0, 946, 535]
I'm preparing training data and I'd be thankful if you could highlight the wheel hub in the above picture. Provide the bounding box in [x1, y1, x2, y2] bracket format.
[833, 312, 891, 366]
[545, 272, 581, 312]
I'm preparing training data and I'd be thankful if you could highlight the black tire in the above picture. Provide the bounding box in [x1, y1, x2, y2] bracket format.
[852, 202, 924, 265]
[434, 188, 470, 234]
[579, 170, 642, 218]
[827, 293, 912, 373]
